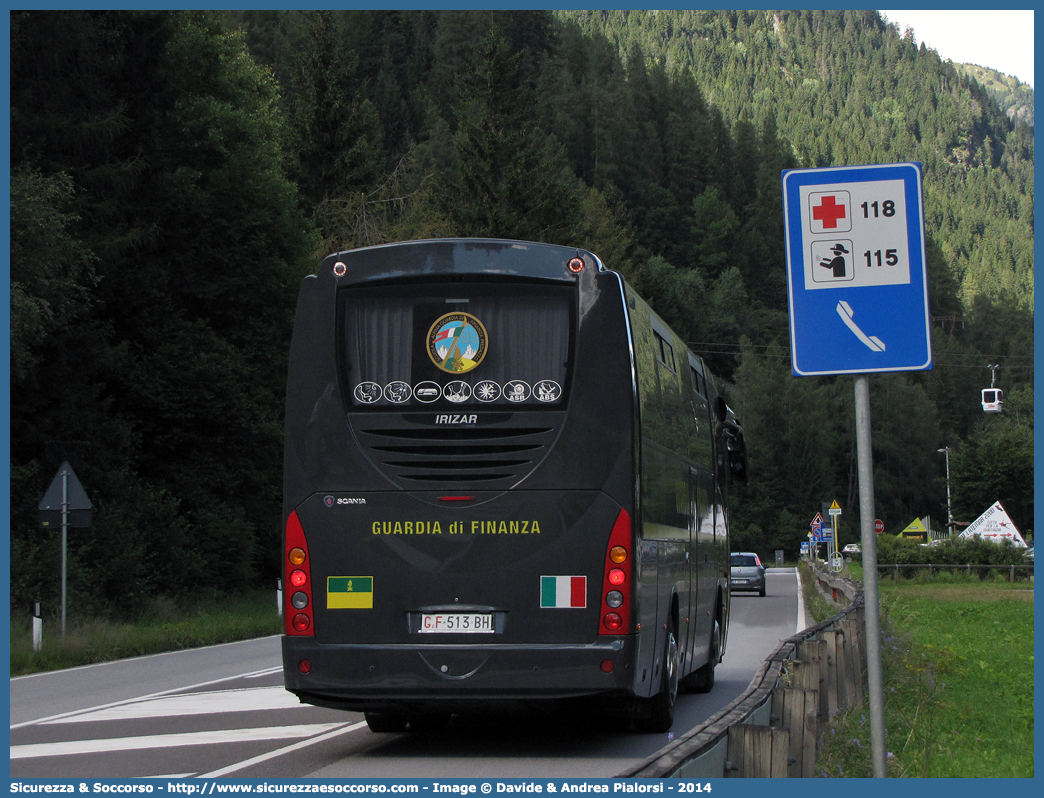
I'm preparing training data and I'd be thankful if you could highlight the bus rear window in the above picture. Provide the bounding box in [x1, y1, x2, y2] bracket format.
[339, 283, 573, 409]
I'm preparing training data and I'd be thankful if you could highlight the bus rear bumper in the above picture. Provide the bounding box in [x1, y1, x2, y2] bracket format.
[282, 635, 642, 714]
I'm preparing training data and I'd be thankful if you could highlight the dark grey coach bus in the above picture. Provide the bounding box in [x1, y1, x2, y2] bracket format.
[281, 239, 747, 733]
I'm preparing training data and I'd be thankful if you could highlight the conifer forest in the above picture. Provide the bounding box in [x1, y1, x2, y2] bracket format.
[9, 10, 1034, 618]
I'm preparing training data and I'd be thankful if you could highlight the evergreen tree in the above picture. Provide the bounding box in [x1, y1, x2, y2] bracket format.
[10, 10, 312, 615]
[441, 26, 582, 241]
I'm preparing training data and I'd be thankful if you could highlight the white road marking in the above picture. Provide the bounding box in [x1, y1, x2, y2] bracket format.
[46, 686, 305, 724]
[198, 721, 369, 778]
[13, 669, 288, 730]
[795, 568, 809, 633]
[144, 775, 195, 780]
[10, 723, 348, 759]
[244, 667, 283, 679]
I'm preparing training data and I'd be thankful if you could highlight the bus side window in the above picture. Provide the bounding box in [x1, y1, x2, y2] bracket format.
[690, 366, 706, 398]
[653, 331, 676, 372]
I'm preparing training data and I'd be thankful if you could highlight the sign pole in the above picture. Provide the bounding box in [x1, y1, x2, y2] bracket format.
[855, 375, 886, 776]
[61, 468, 68, 641]
[38, 460, 93, 644]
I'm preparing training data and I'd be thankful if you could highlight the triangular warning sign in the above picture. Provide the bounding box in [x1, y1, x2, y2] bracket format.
[898, 518, 927, 537]
[959, 501, 1027, 547]
[38, 461, 93, 528]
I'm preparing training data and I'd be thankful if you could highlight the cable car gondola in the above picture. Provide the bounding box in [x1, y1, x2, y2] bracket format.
[981, 388, 1004, 413]
[981, 364, 1003, 413]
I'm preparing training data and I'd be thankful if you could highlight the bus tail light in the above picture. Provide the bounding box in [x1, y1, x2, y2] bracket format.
[285, 511, 314, 636]
[599, 509, 633, 635]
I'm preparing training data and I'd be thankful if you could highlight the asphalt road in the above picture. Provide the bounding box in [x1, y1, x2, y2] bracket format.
[10, 568, 805, 779]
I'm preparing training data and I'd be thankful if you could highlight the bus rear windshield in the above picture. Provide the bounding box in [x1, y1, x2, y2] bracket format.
[339, 282, 573, 410]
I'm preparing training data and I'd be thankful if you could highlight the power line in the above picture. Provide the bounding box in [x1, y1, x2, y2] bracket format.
[687, 341, 1034, 363]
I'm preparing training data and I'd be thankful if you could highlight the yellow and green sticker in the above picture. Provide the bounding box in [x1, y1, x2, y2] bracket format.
[327, 576, 373, 609]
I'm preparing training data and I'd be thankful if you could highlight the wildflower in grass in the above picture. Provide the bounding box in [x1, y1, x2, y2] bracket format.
[852, 738, 862, 749]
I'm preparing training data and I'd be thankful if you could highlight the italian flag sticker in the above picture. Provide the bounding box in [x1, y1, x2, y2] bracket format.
[327, 576, 373, 609]
[540, 575, 586, 608]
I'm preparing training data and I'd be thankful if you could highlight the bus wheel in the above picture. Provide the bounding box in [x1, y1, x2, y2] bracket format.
[635, 630, 678, 733]
[690, 619, 720, 693]
[364, 712, 408, 733]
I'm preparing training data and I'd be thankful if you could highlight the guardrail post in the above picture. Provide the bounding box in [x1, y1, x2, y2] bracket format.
[821, 630, 841, 718]
[795, 639, 827, 692]
[771, 687, 818, 777]
[32, 601, 42, 653]
[727, 724, 790, 777]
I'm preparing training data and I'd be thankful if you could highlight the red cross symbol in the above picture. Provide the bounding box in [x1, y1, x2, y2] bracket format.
[813, 195, 847, 229]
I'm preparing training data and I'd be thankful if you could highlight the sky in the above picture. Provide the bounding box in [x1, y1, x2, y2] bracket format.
[879, 9, 1034, 87]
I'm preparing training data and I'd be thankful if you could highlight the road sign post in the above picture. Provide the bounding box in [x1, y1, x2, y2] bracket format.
[39, 462, 92, 640]
[783, 164, 932, 778]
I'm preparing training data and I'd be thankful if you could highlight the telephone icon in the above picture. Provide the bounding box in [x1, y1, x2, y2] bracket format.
[836, 301, 885, 352]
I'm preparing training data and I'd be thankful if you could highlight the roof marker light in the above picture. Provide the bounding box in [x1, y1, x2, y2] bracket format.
[567, 257, 585, 274]
[333, 261, 347, 277]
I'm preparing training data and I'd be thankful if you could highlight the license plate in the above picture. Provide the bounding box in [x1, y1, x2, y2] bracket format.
[733, 579, 748, 584]
[419, 613, 495, 633]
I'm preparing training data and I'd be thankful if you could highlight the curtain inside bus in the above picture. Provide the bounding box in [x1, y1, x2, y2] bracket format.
[340, 283, 573, 409]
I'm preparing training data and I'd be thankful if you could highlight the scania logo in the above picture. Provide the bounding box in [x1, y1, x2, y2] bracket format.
[436, 414, 478, 425]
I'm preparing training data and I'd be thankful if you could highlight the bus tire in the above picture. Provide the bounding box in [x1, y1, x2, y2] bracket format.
[690, 619, 720, 693]
[635, 630, 678, 733]
[364, 712, 408, 733]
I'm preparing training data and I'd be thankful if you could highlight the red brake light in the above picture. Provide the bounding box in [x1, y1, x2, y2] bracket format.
[600, 509, 633, 635]
[285, 512, 314, 637]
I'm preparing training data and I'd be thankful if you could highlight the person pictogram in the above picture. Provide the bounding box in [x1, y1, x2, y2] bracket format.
[819, 243, 849, 278]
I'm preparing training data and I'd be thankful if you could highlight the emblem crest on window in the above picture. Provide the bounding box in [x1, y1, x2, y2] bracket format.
[427, 312, 488, 374]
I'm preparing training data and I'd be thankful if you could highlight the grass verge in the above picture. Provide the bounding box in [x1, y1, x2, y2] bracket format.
[10, 590, 283, 676]
[814, 578, 1034, 777]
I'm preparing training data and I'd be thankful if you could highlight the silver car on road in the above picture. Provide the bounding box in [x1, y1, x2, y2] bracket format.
[730, 552, 766, 597]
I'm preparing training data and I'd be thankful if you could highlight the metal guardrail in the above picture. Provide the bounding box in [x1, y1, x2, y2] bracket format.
[875, 562, 1033, 581]
[619, 566, 863, 778]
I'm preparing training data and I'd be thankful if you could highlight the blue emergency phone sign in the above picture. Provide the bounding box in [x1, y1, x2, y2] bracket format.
[782, 163, 932, 376]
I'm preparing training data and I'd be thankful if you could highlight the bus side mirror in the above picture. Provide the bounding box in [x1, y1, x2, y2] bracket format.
[714, 396, 727, 423]
[726, 428, 747, 484]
